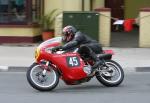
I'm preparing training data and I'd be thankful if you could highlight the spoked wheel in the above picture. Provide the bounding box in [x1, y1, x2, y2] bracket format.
[26, 63, 59, 91]
[96, 60, 124, 87]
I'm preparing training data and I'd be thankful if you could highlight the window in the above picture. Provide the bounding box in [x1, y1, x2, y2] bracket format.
[0, 0, 43, 25]
[32, 0, 44, 23]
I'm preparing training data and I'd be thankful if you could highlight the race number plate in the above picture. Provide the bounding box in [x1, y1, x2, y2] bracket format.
[66, 56, 80, 67]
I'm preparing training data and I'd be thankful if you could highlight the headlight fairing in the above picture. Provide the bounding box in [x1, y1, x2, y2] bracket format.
[35, 47, 40, 61]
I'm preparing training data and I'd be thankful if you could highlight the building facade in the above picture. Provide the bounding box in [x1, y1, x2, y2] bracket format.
[0, 0, 150, 46]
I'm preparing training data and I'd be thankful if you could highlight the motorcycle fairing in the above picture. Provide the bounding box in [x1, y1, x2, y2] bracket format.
[51, 53, 87, 82]
[35, 37, 88, 84]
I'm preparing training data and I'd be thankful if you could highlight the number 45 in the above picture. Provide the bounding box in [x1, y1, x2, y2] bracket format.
[69, 57, 79, 66]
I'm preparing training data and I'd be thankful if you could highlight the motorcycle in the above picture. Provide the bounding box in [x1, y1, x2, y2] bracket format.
[26, 37, 124, 91]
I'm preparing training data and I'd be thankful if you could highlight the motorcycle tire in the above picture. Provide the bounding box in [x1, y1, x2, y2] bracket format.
[96, 60, 124, 87]
[26, 62, 59, 91]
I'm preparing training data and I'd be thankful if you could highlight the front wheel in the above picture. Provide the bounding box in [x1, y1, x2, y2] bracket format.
[96, 60, 124, 87]
[26, 63, 59, 91]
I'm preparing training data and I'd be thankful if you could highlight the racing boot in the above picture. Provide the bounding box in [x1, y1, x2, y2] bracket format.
[92, 60, 101, 69]
[90, 51, 102, 72]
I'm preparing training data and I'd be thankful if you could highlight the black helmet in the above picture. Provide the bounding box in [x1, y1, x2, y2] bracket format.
[62, 25, 77, 42]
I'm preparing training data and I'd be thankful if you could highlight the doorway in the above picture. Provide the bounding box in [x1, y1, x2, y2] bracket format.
[105, 0, 139, 47]
[105, 0, 124, 19]
[105, 0, 124, 31]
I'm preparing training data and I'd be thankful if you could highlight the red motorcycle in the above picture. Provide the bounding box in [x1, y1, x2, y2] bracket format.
[26, 37, 124, 91]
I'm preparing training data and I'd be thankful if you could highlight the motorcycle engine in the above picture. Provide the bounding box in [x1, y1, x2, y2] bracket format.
[83, 65, 92, 75]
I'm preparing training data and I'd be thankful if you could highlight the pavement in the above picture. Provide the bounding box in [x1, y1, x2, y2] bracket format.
[0, 43, 150, 72]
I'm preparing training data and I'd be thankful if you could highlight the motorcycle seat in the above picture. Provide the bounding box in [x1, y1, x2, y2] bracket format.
[96, 54, 112, 60]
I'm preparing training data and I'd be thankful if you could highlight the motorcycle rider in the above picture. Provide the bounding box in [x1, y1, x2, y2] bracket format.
[52, 25, 103, 72]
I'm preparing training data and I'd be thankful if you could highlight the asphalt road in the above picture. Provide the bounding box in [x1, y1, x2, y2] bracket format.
[0, 72, 150, 103]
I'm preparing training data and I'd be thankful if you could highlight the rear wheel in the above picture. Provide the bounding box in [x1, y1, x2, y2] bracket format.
[26, 63, 59, 91]
[96, 60, 124, 87]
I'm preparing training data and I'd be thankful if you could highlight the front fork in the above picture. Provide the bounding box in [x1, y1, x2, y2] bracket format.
[42, 61, 50, 76]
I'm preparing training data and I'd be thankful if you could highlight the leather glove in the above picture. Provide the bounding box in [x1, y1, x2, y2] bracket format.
[51, 46, 62, 53]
